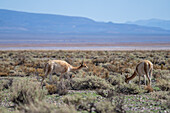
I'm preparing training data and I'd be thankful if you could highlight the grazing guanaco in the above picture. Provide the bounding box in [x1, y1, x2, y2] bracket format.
[41, 60, 88, 87]
[125, 60, 153, 87]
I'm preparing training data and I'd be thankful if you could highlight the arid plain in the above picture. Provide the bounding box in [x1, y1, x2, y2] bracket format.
[0, 50, 169, 112]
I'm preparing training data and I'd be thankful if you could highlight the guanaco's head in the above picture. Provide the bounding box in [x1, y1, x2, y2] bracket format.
[125, 74, 129, 84]
[80, 61, 88, 69]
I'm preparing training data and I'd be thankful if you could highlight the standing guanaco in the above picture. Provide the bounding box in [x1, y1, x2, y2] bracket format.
[41, 60, 88, 87]
[125, 60, 153, 87]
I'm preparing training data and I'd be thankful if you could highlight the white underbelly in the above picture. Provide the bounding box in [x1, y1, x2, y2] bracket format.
[52, 64, 67, 73]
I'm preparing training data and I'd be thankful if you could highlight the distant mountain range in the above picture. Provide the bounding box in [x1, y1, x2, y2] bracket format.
[126, 19, 170, 30]
[0, 9, 170, 35]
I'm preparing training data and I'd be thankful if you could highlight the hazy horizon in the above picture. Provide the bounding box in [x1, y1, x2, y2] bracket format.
[0, 0, 170, 23]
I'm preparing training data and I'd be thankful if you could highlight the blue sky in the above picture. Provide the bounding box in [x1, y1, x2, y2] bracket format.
[0, 0, 170, 23]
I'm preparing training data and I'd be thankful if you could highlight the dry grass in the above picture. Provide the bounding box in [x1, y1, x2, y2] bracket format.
[10, 78, 47, 105]
[0, 50, 169, 112]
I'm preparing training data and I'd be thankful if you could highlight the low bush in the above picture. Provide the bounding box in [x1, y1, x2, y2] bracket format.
[116, 83, 144, 94]
[71, 76, 112, 90]
[150, 91, 170, 101]
[96, 88, 116, 98]
[10, 79, 47, 105]
[56, 80, 69, 95]
[0, 79, 13, 91]
[102, 64, 117, 72]
[0, 107, 17, 113]
[45, 79, 70, 95]
[45, 84, 57, 94]
[61, 92, 101, 112]
[156, 79, 170, 91]
[95, 100, 116, 113]
[20, 100, 77, 113]
[92, 57, 107, 64]
[106, 74, 124, 86]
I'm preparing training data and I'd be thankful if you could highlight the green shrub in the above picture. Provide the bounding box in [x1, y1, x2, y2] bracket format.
[61, 92, 101, 112]
[71, 76, 112, 90]
[95, 100, 116, 113]
[150, 91, 170, 100]
[107, 74, 124, 86]
[0, 107, 19, 113]
[96, 88, 116, 98]
[102, 64, 117, 72]
[10, 79, 47, 105]
[116, 83, 144, 94]
[20, 100, 77, 113]
[92, 57, 107, 64]
[62, 92, 99, 105]
[0, 79, 13, 91]
[156, 79, 170, 91]
[45, 78, 70, 95]
[56, 80, 69, 95]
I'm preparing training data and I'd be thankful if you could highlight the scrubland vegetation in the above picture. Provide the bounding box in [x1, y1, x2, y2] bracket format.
[0, 50, 169, 113]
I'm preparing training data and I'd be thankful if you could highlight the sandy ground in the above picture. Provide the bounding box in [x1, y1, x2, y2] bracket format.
[0, 42, 170, 50]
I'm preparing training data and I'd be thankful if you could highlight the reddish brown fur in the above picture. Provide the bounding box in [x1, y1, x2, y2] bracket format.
[125, 60, 153, 87]
[144, 61, 148, 75]
[41, 60, 88, 88]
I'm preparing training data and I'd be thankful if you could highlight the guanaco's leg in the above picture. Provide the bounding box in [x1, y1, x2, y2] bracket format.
[146, 74, 151, 86]
[59, 73, 63, 81]
[146, 67, 152, 86]
[149, 68, 153, 86]
[41, 64, 52, 88]
[49, 65, 54, 83]
[49, 73, 52, 82]
[138, 75, 141, 88]
[41, 75, 46, 89]
[144, 75, 146, 85]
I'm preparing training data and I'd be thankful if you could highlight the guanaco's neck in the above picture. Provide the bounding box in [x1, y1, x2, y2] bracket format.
[70, 65, 83, 71]
[126, 71, 137, 82]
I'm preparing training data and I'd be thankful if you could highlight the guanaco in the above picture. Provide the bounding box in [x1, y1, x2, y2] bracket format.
[41, 60, 88, 87]
[125, 60, 153, 87]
